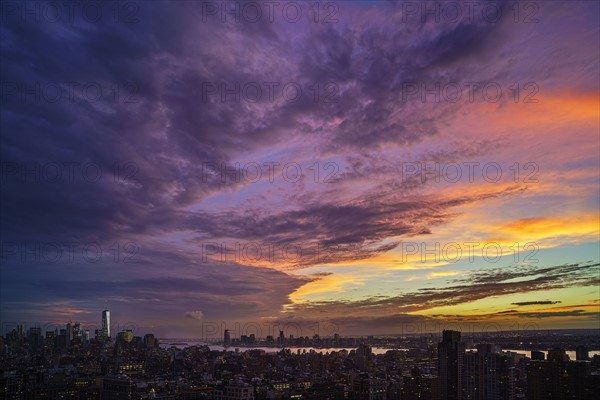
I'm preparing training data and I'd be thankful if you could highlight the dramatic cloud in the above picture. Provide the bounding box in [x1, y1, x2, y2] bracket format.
[285, 262, 600, 317]
[1, 0, 598, 334]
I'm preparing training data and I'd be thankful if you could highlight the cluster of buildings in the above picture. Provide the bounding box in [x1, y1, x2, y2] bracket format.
[0, 312, 599, 400]
[223, 329, 360, 349]
[436, 330, 599, 400]
[2, 310, 112, 355]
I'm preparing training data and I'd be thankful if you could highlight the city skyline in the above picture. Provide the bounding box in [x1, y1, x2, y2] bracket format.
[3, 309, 600, 346]
[2, 319, 598, 398]
[1, 0, 599, 338]
[4, 312, 600, 352]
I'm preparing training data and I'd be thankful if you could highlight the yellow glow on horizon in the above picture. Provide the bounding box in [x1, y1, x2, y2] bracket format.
[412, 286, 599, 319]
[289, 272, 366, 303]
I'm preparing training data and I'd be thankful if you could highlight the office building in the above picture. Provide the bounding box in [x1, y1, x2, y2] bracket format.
[101, 374, 131, 400]
[527, 350, 588, 400]
[102, 309, 110, 339]
[438, 330, 465, 400]
[576, 346, 589, 361]
[66, 323, 73, 347]
[144, 333, 157, 349]
[463, 345, 515, 400]
[349, 373, 387, 400]
[531, 350, 545, 361]
[213, 382, 254, 400]
[117, 329, 133, 344]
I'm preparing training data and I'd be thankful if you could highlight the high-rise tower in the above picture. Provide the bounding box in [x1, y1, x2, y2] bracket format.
[102, 309, 110, 338]
[438, 330, 465, 400]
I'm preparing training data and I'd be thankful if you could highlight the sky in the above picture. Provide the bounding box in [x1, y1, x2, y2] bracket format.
[0, 0, 599, 339]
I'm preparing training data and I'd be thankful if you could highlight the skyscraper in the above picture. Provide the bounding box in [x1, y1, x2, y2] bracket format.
[356, 343, 373, 372]
[73, 322, 81, 339]
[66, 322, 73, 347]
[102, 309, 110, 338]
[438, 330, 465, 400]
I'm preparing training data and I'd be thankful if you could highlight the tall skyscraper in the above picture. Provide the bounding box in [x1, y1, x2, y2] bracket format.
[28, 327, 42, 350]
[438, 330, 465, 400]
[356, 343, 373, 372]
[66, 322, 73, 348]
[102, 309, 110, 338]
[73, 322, 81, 339]
[16, 324, 24, 342]
[224, 329, 231, 345]
[144, 333, 157, 349]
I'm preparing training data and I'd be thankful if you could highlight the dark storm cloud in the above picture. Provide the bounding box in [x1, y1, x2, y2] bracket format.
[176, 185, 524, 267]
[0, 2, 295, 242]
[1, 0, 517, 245]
